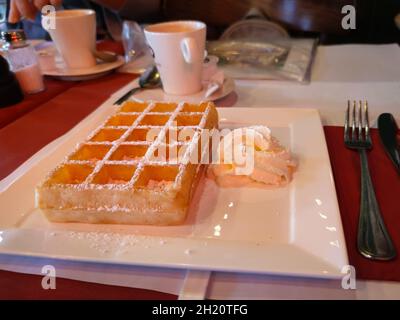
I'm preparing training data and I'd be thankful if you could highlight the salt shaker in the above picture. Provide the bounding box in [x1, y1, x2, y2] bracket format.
[0, 30, 45, 94]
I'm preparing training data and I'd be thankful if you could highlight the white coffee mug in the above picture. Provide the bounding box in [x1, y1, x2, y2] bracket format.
[43, 9, 96, 69]
[144, 21, 206, 95]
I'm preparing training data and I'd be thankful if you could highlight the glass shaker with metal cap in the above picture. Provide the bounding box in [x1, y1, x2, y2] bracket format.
[1, 29, 45, 94]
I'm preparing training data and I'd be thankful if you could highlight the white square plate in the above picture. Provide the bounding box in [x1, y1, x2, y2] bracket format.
[0, 104, 348, 279]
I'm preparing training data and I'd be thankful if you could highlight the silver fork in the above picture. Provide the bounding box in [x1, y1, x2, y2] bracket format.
[344, 100, 396, 260]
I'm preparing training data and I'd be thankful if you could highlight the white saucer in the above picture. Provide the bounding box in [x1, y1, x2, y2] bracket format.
[42, 55, 125, 81]
[132, 77, 235, 103]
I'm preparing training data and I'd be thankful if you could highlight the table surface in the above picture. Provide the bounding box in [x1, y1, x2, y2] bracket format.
[0, 43, 400, 300]
[0, 41, 126, 131]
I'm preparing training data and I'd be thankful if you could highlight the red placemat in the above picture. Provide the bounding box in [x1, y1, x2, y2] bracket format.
[324, 126, 400, 281]
[0, 78, 75, 130]
[0, 270, 176, 300]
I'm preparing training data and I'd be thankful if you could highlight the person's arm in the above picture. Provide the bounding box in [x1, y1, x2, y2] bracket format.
[8, 0, 61, 23]
[8, 0, 161, 24]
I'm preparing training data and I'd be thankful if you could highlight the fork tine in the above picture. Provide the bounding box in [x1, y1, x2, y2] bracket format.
[344, 100, 350, 141]
[351, 100, 357, 141]
[358, 100, 363, 140]
[364, 101, 371, 143]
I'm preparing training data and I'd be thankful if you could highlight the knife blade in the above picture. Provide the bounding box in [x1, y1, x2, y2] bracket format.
[378, 113, 400, 174]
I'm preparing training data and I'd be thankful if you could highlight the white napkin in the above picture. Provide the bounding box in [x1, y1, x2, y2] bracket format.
[204, 69, 225, 98]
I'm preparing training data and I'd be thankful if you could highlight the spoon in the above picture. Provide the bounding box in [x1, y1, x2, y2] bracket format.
[93, 50, 118, 63]
[114, 65, 161, 105]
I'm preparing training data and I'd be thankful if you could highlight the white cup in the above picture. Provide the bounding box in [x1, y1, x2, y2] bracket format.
[144, 21, 206, 95]
[43, 9, 97, 69]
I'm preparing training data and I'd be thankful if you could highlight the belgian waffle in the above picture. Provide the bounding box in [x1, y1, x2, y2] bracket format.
[36, 101, 219, 225]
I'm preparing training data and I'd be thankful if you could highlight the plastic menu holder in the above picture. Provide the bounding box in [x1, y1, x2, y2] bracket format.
[206, 38, 318, 83]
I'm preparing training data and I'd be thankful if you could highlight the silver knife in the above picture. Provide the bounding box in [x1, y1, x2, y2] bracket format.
[378, 113, 400, 175]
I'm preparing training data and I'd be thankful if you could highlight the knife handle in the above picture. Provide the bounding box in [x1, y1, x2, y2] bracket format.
[378, 113, 400, 175]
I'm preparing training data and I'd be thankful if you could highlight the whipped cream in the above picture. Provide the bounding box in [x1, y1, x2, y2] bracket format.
[208, 126, 296, 187]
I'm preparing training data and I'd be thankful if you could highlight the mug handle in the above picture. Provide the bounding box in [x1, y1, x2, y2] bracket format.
[180, 37, 198, 64]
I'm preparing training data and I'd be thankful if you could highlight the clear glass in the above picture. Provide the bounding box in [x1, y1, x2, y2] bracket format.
[121, 21, 151, 63]
[4, 44, 45, 94]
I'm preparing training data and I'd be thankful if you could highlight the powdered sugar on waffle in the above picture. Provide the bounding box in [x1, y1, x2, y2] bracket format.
[39, 101, 215, 194]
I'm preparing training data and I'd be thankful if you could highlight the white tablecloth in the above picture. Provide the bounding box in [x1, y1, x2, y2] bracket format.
[233, 44, 400, 127]
[1, 44, 400, 299]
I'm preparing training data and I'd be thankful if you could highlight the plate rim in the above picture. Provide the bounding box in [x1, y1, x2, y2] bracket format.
[42, 56, 125, 77]
[132, 76, 236, 103]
